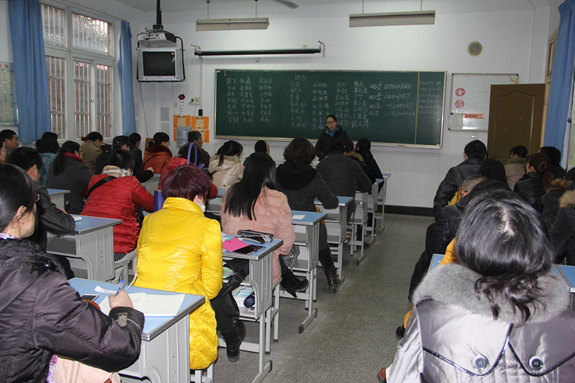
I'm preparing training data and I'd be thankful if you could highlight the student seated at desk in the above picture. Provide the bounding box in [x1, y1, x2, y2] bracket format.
[80, 131, 103, 174]
[380, 192, 575, 383]
[209, 140, 244, 189]
[355, 138, 384, 184]
[81, 149, 154, 261]
[143, 132, 172, 174]
[7, 147, 76, 279]
[276, 137, 341, 291]
[135, 166, 245, 365]
[0, 163, 144, 383]
[46, 141, 93, 214]
[317, 142, 372, 222]
[220, 152, 305, 297]
[35, 132, 60, 186]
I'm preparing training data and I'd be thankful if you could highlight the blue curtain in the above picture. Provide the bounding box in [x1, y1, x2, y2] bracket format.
[8, 0, 51, 144]
[118, 21, 137, 136]
[544, 0, 575, 149]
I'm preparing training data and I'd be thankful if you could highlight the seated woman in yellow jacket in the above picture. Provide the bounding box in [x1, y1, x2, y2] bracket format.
[134, 166, 242, 368]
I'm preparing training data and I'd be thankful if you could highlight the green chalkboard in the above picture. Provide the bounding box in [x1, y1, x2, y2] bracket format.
[215, 69, 446, 146]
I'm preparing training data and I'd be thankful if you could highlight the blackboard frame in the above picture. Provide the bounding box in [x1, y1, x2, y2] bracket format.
[214, 69, 446, 148]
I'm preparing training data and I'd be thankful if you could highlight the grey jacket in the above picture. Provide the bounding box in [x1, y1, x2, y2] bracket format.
[388, 264, 575, 382]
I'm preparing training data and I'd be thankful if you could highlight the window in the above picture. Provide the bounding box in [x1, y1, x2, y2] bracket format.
[41, 3, 114, 139]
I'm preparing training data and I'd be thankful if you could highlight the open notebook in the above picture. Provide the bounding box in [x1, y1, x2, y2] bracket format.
[99, 293, 185, 316]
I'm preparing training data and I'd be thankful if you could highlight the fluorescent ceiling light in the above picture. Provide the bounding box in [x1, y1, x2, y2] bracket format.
[349, 10, 435, 27]
[196, 18, 270, 31]
[270, 0, 299, 9]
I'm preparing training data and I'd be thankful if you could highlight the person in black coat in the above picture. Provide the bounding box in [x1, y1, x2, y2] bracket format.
[551, 183, 575, 265]
[314, 115, 349, 160]
[432, 140, 486, 218]
[95, 135, 154, 182]
[539, 146, 566, 179]
[514, 153, 554, 213]
[46, 141, 93, 214]
[6, 148, 76, 278]
[0, 163, 144, 382]
[317, 142, 372, 222]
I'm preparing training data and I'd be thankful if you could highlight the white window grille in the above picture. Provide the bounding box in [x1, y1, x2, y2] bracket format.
[41, 3, 115, 140]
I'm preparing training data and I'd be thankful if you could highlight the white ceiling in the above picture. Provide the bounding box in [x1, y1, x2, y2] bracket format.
[112, 0, 553, 15]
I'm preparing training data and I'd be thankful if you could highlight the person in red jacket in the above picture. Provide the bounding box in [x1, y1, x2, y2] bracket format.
[143, 132, 172, 174]
[160, 143, 218, 199]
[81, 149, 154, 260]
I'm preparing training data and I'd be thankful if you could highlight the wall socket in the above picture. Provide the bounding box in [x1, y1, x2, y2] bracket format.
[189, 97, 201, 104]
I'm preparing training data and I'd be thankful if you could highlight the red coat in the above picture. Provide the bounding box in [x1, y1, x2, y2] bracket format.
[81, 175, 154, 254]
[159, 157, 219, 199]
[143, 145, 172, 174]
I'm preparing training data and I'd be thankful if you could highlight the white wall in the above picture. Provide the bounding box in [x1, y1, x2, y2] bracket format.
[0, 1, 560, 209]
[140, 2, 554, 209]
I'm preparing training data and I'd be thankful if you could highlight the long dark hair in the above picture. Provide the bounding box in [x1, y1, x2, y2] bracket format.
[84, 131, 103, 142]
[0, 163, 36, 232]
[456, 193, 554, 323]
[528, 153, 554, 190]
[149, 132, 170, 147]
[223, 152, 277, 220]
[355, 138, 373, 163]
[216, 140, 243, 167]
[478, 158, 507, 184]
[53, 141, 80, 176]
[109, 149, 135, 171]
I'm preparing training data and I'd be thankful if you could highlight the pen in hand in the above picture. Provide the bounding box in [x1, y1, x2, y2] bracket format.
[115, 280, 125, 296]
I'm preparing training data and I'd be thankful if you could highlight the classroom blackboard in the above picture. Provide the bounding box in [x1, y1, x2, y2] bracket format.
[214, 69, 446, 147]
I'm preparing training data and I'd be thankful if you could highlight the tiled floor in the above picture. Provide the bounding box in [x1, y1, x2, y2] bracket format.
[212, 213, 434, 383]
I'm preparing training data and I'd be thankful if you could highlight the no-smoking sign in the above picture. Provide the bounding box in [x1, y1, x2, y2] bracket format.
[455, 88, 465, 97]
[455, 100, 465, 108]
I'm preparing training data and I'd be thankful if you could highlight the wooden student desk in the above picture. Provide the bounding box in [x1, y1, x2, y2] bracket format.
[287, 210, 327, 333]
[315, 196, 353, 283]
[221, 235, 283, 383]
[46, 188, 70, 210]
[46, 216, 122, 282]
[69, 278, 205, 383]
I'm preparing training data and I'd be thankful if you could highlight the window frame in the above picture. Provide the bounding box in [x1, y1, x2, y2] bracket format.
[42, 1, 116, 140]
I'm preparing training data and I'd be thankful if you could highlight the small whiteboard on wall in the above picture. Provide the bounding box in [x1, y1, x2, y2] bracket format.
[449, 73, 518, 131]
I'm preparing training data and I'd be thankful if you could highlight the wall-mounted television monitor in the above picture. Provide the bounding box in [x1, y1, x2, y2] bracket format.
[137, 47, 184, 82]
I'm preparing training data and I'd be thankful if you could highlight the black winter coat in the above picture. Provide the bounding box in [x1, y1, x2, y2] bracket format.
[46, 156, 93, 214]
[432, 158, 483, 218]
[551, 189, 575, 265]
[541, 178, 571, 228]
[317, 151, 372, 222]
[0, 239, 144, 383]
[514, 172, 546, 212]
[431, 196, 468, 254]
[276, 161, 338, 250]
[314, 125, 349, 160]
[25, 181, 75, 249]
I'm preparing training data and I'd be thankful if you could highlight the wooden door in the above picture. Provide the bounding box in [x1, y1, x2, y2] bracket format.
[487, 84, 546, 162]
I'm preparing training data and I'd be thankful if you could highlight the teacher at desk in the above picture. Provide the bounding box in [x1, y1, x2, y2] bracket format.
[315, 114, 349, 160]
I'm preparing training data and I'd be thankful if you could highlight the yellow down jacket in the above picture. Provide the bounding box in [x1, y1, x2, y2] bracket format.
[134, 197, 222, 369]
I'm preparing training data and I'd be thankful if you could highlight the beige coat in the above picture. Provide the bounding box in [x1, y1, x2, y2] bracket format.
[220, 187, 295, 284]
[505, 157, 527, 189]
[208, 155, 244, 189]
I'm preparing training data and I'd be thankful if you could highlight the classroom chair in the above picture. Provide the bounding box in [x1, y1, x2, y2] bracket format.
[191, 364, 213, 383]
[114, 249, 137, 282]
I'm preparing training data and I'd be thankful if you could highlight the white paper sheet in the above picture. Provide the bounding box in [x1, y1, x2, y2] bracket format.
[98, 293, 185, 316]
